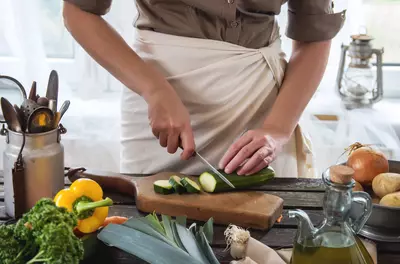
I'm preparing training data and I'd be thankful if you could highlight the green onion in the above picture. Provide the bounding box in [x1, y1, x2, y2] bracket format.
[98, 224, 203, 264]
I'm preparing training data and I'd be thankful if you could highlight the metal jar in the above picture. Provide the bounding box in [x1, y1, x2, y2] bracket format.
[3, 128, 65, 217]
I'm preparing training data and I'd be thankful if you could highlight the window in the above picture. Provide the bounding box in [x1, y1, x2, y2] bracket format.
[39, 0, 75, 58]
[362, 0, 400, 64]
[277, 0, 400, 99]
[0, 1, 398, 96]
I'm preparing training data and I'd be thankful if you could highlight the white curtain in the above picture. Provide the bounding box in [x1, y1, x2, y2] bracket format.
[0, 0, 136, 172]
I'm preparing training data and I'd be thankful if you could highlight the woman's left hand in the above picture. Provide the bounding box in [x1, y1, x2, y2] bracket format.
[219, 127, 290, 175]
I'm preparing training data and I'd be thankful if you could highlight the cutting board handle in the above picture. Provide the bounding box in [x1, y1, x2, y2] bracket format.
[65, 167, 137, 197]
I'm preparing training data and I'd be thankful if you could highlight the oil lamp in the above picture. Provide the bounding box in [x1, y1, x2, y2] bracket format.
[336, 30, 384, 109]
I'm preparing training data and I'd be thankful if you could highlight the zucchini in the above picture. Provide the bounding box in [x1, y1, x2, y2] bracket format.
[154, 180, 175, 195]
[169, 175, 186, 194]
[199, 167, 275, 193]
[181, 177, 201, 193]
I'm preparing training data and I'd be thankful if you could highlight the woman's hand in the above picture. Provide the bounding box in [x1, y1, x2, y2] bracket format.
[146, 84, 195, 160]
[219, 127, 290, 175]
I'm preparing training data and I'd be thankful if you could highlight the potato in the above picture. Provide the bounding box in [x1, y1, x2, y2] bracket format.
[352, 181, 364, 192]
[372, 173, 400, 198]
[380, 192, 400, 207]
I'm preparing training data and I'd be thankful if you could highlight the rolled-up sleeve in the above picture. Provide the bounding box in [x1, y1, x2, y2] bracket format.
[286, 0, 346, 42]
[63, 0, 112, 16]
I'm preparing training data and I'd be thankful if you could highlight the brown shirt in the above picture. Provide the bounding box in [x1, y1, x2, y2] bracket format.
[65, 0, 345, 49]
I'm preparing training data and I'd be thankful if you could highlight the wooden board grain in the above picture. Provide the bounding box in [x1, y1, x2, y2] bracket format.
[68, 170, 284, 230]
[135, 172, 284, 230]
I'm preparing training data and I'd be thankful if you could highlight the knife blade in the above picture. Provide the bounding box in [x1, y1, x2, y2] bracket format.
[193, 151, 235, 189]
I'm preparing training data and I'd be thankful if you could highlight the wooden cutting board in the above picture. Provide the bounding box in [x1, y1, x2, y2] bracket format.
[66, 168, 284, 230]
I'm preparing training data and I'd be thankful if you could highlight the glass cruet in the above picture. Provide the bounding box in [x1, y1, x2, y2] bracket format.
[289, 165, 374, 264]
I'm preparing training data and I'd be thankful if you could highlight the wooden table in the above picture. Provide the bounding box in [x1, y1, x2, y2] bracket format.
[1, 172, 399, 264]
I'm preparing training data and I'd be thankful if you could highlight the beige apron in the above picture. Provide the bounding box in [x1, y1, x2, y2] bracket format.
[120, 22, 315, 178]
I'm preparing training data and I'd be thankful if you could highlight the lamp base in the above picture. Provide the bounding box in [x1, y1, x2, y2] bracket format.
[341, 98, 375, 110]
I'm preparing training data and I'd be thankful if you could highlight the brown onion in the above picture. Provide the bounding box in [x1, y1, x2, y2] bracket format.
[352, 181, 364, 192]
[346, 143, 389, 185]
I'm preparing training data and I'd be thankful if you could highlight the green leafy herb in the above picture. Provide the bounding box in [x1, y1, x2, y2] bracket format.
[0, 198, 84, 264]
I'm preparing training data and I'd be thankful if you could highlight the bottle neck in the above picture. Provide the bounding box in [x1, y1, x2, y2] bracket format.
[323, 187, 352, 225]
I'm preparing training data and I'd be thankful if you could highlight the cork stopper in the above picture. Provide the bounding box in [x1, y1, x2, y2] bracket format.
[330, 165, 354, 184]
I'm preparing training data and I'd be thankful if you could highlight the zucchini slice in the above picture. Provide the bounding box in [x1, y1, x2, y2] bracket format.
[169, 175, 186, 194]
[181, 177, 201, 193]
[154, 180, 175, 195]
[199, 166, 275, 193]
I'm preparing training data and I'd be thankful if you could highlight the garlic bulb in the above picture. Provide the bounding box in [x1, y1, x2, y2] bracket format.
[224, 224, 251, 260]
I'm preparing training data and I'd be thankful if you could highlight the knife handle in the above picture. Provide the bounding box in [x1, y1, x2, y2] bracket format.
[65, 167, 137, 197]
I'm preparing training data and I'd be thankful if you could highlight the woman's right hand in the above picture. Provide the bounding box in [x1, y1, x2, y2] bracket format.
[145, 82, 195, 160]
[62, 2, 195, 160]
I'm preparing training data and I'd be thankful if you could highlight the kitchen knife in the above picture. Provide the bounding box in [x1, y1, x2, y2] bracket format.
[193, 151, 235, 189]
[178, 140, 235, 188]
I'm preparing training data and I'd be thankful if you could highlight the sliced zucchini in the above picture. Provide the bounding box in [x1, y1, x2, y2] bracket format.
[199, 166, 275, 193]
[181, 177, 201, 193]
[169, 175, 186, 194]
[154, 180, 175, 195]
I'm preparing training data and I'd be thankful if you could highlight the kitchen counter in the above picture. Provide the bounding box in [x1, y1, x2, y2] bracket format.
[0, 171, 399, 264]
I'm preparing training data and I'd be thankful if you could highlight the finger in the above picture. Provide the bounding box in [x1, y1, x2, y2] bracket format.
[180, 126, 195, 160]
[237, 147, 272, 175]
[219, 133, 253, 169]
[224, 140, 264, 174]
[167, 132, 179, 154]
[245, 161, 270, 176]
[159, 132, 168, 148]
[152, 128, 160, 139]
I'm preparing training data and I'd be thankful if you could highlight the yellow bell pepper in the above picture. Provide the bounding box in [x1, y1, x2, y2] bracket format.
[54, 178, 113, 234]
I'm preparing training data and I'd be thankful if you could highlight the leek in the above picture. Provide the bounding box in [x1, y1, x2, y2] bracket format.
[196, 227, 220, 264]
[161, 215, 176, 246]
[122, 217, 176, 248]
[145, 211, 165, 235]
[203, 218, 214, 244]
[176, 223, 211, 264]
[99, 213, 221, 264]
[98, 224, 203, 264]
[170, 220, 187, 251]
[176, 215, 187, 226]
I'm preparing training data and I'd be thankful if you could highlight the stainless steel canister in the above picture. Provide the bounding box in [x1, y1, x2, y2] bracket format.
[3, 128, 65, 217]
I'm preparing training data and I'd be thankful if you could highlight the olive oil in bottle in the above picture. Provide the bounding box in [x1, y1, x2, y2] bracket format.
[291, 233, 374, 264]
[289, 165, 374, 264]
